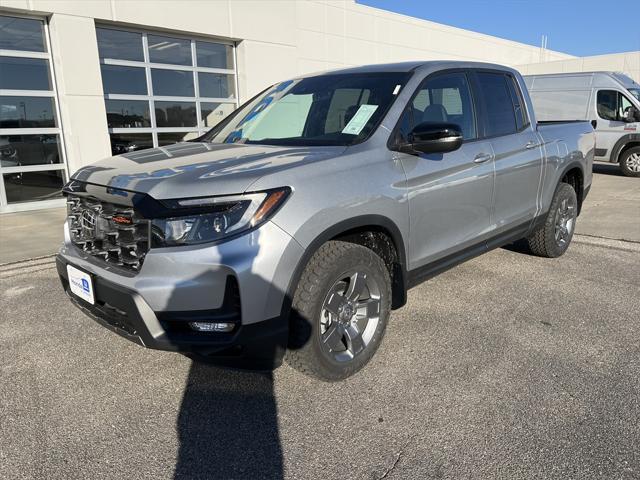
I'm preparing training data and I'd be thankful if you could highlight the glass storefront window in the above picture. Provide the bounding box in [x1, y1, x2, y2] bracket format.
[96, 28, 143, 61]
[109, 133, 154, 155]
[157, 132, 200, 145]
[105, 100, 151, 128]
[3, 170, 64, 204]
[151, 69, 194, 97]
[0, 16, 46, 52]
[196, 41, 233, 69]
[0, 57, 51, 90]
[0, 15, 67, 211]
[100, 65, 147, 95]
[97, 26, 238, 152]
[199, 73, 235, 99]
[148, 34, 192, 66]
[200, 102, 235, 127]
[0, 96, 56, 128]
[154, 101, 197, 127]
[0, 135, 62, 166]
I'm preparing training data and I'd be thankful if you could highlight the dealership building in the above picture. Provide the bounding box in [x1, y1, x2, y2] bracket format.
[0, 0, 637, 215]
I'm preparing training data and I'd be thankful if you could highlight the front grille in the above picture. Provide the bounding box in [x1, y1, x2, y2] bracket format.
[67, 194, 150, 271]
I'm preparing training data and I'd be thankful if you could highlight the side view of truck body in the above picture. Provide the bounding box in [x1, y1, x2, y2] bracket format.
[525, 71, 640, 176]
[57, 61, 594, 380]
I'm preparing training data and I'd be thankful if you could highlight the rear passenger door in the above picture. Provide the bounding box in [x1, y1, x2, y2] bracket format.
[394, 71, 495, 270]
[472, 71, 542, 230]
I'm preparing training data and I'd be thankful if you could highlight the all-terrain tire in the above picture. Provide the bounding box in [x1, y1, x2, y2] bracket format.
[285, 241, 391, 381]
[525, 182, 578, 258]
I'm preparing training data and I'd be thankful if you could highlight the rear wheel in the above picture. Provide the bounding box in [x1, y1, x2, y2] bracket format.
[619, 147, 640, 177]
[286, 241, 391, 381]
[525, 182, 577, 258]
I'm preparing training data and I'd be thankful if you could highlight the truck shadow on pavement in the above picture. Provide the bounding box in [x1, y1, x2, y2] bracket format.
[170, 227, 299, 479]
[174, 363, 283, 479]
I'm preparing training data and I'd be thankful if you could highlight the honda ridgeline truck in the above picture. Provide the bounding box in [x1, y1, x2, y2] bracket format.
[525, 72, 640, 177]
[57, 62, 594, 381]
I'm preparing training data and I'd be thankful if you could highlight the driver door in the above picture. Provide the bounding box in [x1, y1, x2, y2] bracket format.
[394, 71, 495, 271]
[595, 90, 638, 161]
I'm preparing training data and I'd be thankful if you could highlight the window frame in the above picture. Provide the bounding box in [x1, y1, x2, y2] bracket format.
[96, 24, 239, 149]
[0, 13, 68, 213]
[505, 74, 531, 131]
[203, 72, 413, 147]
[387, 68, 480, 151]
[596, 89, 635, 122]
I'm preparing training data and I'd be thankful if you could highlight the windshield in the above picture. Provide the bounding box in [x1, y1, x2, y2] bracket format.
[201, 72, 410, 146]
[629, 88, 640, 101]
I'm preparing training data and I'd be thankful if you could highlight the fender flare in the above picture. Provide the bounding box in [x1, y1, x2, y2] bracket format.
[279, 214, 408, 322]
[556, 160, 587, 214]
[558, 160, 585, 183]
[610, 133, 640, 163]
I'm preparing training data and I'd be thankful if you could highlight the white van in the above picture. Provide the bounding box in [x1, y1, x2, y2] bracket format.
[525, 72, 640, 177]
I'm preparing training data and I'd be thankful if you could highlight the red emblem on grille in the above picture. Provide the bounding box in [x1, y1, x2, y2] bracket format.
[112, 215, 133, 225]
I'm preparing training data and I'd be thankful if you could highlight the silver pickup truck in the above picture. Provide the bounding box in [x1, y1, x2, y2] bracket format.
[57, 61, 594, 381]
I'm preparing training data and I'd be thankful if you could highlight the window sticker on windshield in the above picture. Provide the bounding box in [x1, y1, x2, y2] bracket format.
[392, 84, 401, 95]
[342, 104, 378, 135]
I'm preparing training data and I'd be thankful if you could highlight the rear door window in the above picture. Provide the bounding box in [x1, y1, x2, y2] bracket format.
[475, 72, 518, 137]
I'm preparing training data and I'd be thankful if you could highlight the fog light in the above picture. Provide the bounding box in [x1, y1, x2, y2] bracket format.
[189, 321, 235, 333]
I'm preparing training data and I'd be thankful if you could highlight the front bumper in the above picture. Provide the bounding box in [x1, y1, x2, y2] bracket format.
[57, 256, 288, 369]
[57, 219, 305, 369]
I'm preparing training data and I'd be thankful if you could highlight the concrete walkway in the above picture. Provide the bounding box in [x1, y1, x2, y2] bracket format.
[0, 207, 66, 264]
[0, 164, 637, 265]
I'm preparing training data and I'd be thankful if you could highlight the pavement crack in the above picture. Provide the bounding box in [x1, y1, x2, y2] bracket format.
[376, 437, 413, 480]
[575, 233, 640, 245]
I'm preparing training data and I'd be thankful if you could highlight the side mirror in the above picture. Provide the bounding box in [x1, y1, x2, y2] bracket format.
[623, 106, 640, 123]
[404, 122, 464, 154]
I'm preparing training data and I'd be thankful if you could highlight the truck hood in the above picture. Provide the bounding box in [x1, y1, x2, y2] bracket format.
[72, 142, 347, 199]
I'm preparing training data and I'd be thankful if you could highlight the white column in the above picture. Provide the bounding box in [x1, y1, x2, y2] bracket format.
[48, 13, 111, 175]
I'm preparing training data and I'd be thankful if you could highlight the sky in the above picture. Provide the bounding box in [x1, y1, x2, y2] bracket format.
[357, 0, 640, 58]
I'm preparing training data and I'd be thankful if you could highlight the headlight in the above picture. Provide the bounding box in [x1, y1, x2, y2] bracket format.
[151, 188, 290, 247]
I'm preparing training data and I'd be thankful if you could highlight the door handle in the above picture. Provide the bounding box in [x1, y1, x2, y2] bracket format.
[473, 153, 492, 163]
[525, 141, 540, 149]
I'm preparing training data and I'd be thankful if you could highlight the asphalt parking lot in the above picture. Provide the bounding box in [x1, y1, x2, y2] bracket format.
[1, 166, 639, 480]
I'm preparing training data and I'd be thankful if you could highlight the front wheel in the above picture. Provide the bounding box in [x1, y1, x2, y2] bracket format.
[525, 182, 578, 258]
[619, 147, 640, 177]
[285, 241, 391, 381]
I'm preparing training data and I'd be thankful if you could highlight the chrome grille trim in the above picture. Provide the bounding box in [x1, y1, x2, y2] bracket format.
[66, 195, 150, 271]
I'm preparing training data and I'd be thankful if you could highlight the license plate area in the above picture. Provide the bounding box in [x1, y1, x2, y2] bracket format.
[67, 264, 95, 305]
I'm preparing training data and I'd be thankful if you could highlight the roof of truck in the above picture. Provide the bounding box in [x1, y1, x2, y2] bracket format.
[305, 60, 515, 75]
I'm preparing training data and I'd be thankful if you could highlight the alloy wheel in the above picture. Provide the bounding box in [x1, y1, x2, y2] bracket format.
[554, 196, 576, 247]
[319, 271, 381, 363]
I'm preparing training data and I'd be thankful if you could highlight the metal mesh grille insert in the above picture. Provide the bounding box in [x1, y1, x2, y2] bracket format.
[67, 195, 150, 271]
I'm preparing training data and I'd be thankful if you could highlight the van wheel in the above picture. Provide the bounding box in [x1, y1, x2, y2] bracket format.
[620, 147, 640, 177]
[525, 183, 577, 258]
[285, 241, 391, 381]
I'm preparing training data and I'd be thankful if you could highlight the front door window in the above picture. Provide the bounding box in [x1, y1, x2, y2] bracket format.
[597, 90, 634, 122]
